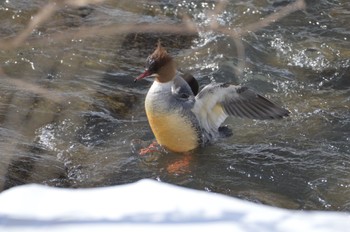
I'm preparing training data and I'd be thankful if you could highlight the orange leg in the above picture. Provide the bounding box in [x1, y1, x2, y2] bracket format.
[139, 141, 162, 156]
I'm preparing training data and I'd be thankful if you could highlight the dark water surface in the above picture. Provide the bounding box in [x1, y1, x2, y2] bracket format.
[0, 0, 349, 211]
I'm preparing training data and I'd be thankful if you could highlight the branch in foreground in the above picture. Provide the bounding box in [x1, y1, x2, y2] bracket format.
[0, 0, 305, 50]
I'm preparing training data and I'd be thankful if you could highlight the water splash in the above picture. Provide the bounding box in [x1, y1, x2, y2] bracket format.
[269, 34, 333, 71]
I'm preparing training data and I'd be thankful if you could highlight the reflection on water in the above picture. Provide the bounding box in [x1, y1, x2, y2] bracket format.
[0, 0, 349, 211]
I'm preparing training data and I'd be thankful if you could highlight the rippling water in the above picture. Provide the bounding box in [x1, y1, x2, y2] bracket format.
[0, 0, 349, 211]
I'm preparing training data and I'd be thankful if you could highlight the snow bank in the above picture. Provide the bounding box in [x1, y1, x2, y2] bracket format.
[0, 179, 348, 232]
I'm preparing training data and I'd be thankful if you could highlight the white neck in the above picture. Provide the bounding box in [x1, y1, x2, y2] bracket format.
[149, 79, 173, 94]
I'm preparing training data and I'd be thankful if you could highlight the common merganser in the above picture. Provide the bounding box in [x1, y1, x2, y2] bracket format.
[135, 42, 289, 153]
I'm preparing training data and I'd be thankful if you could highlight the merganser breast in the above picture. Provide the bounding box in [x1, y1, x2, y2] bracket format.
[145, 77, 201, 152]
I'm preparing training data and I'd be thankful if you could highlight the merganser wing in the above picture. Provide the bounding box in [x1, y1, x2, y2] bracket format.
[192, 83, 290, 137]
[171, 75, 196, 100]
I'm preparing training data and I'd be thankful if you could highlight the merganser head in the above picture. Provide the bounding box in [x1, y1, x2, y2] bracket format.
[134, 42, 176, 83]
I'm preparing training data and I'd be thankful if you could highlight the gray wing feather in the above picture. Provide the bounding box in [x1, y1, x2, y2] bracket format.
[223, 88, 289, 119]
[192, 83, 289, 137]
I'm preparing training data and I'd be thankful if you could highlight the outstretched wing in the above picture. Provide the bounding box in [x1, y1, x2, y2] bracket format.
[192, 83, 290, 137]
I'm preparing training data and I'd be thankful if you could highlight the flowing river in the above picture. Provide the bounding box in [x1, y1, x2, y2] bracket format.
[0, 0, 349, 210]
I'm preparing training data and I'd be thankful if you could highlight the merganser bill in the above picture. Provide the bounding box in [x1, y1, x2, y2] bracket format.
[135, 42, 289, 153]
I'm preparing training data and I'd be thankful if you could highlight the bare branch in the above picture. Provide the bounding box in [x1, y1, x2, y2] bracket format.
[0, 0, 306, 86]
[63, 0, 105, 7]
[0, 0, 306, 50]
[0, 2, 58, 50]
[0, 71, 64, 103]
[239, 0, 306, 36]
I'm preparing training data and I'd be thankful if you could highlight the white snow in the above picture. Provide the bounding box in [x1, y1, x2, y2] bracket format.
[0, 179, 348, 232]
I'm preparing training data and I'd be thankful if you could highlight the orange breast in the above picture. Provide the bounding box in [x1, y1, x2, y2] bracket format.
[146, 110, 199, 153]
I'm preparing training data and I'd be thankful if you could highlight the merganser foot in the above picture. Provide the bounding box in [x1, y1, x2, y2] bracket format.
[139, 141, 163, 155]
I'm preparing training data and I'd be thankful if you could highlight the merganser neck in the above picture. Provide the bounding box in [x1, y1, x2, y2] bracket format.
[154, 60, 176, 83]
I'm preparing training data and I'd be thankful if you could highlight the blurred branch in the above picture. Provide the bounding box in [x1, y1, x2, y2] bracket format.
[0, 0, 306, 88]
[0, 0, 306, 49]
[215, 0, 306, 77]
[0, 0, 105, 50]
[0, 2, 58, 50]
[214, 0, 306, 38]
[61, 0, 105, 7]
[239, 0, 306, 36]
[29, 23, 198, 46]
[0, 72, 64, 103]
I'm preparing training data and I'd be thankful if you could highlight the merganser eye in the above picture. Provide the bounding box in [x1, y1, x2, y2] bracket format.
[146, 57, 157, 72]
[146, 56, 153, 67]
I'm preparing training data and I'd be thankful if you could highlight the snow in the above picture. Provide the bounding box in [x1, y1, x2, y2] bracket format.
[0, 179, 348, 232]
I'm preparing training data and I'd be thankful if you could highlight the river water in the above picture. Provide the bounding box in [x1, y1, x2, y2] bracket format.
[0, 0, 349, 211]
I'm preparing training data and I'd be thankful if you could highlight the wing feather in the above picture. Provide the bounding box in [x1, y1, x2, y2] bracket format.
[192, 83, 289, 137]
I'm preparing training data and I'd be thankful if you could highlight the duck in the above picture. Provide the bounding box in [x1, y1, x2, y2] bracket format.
[134, 42, 289, 153]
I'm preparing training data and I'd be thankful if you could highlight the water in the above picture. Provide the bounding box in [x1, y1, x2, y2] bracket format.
[0, 0, 349, 211]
